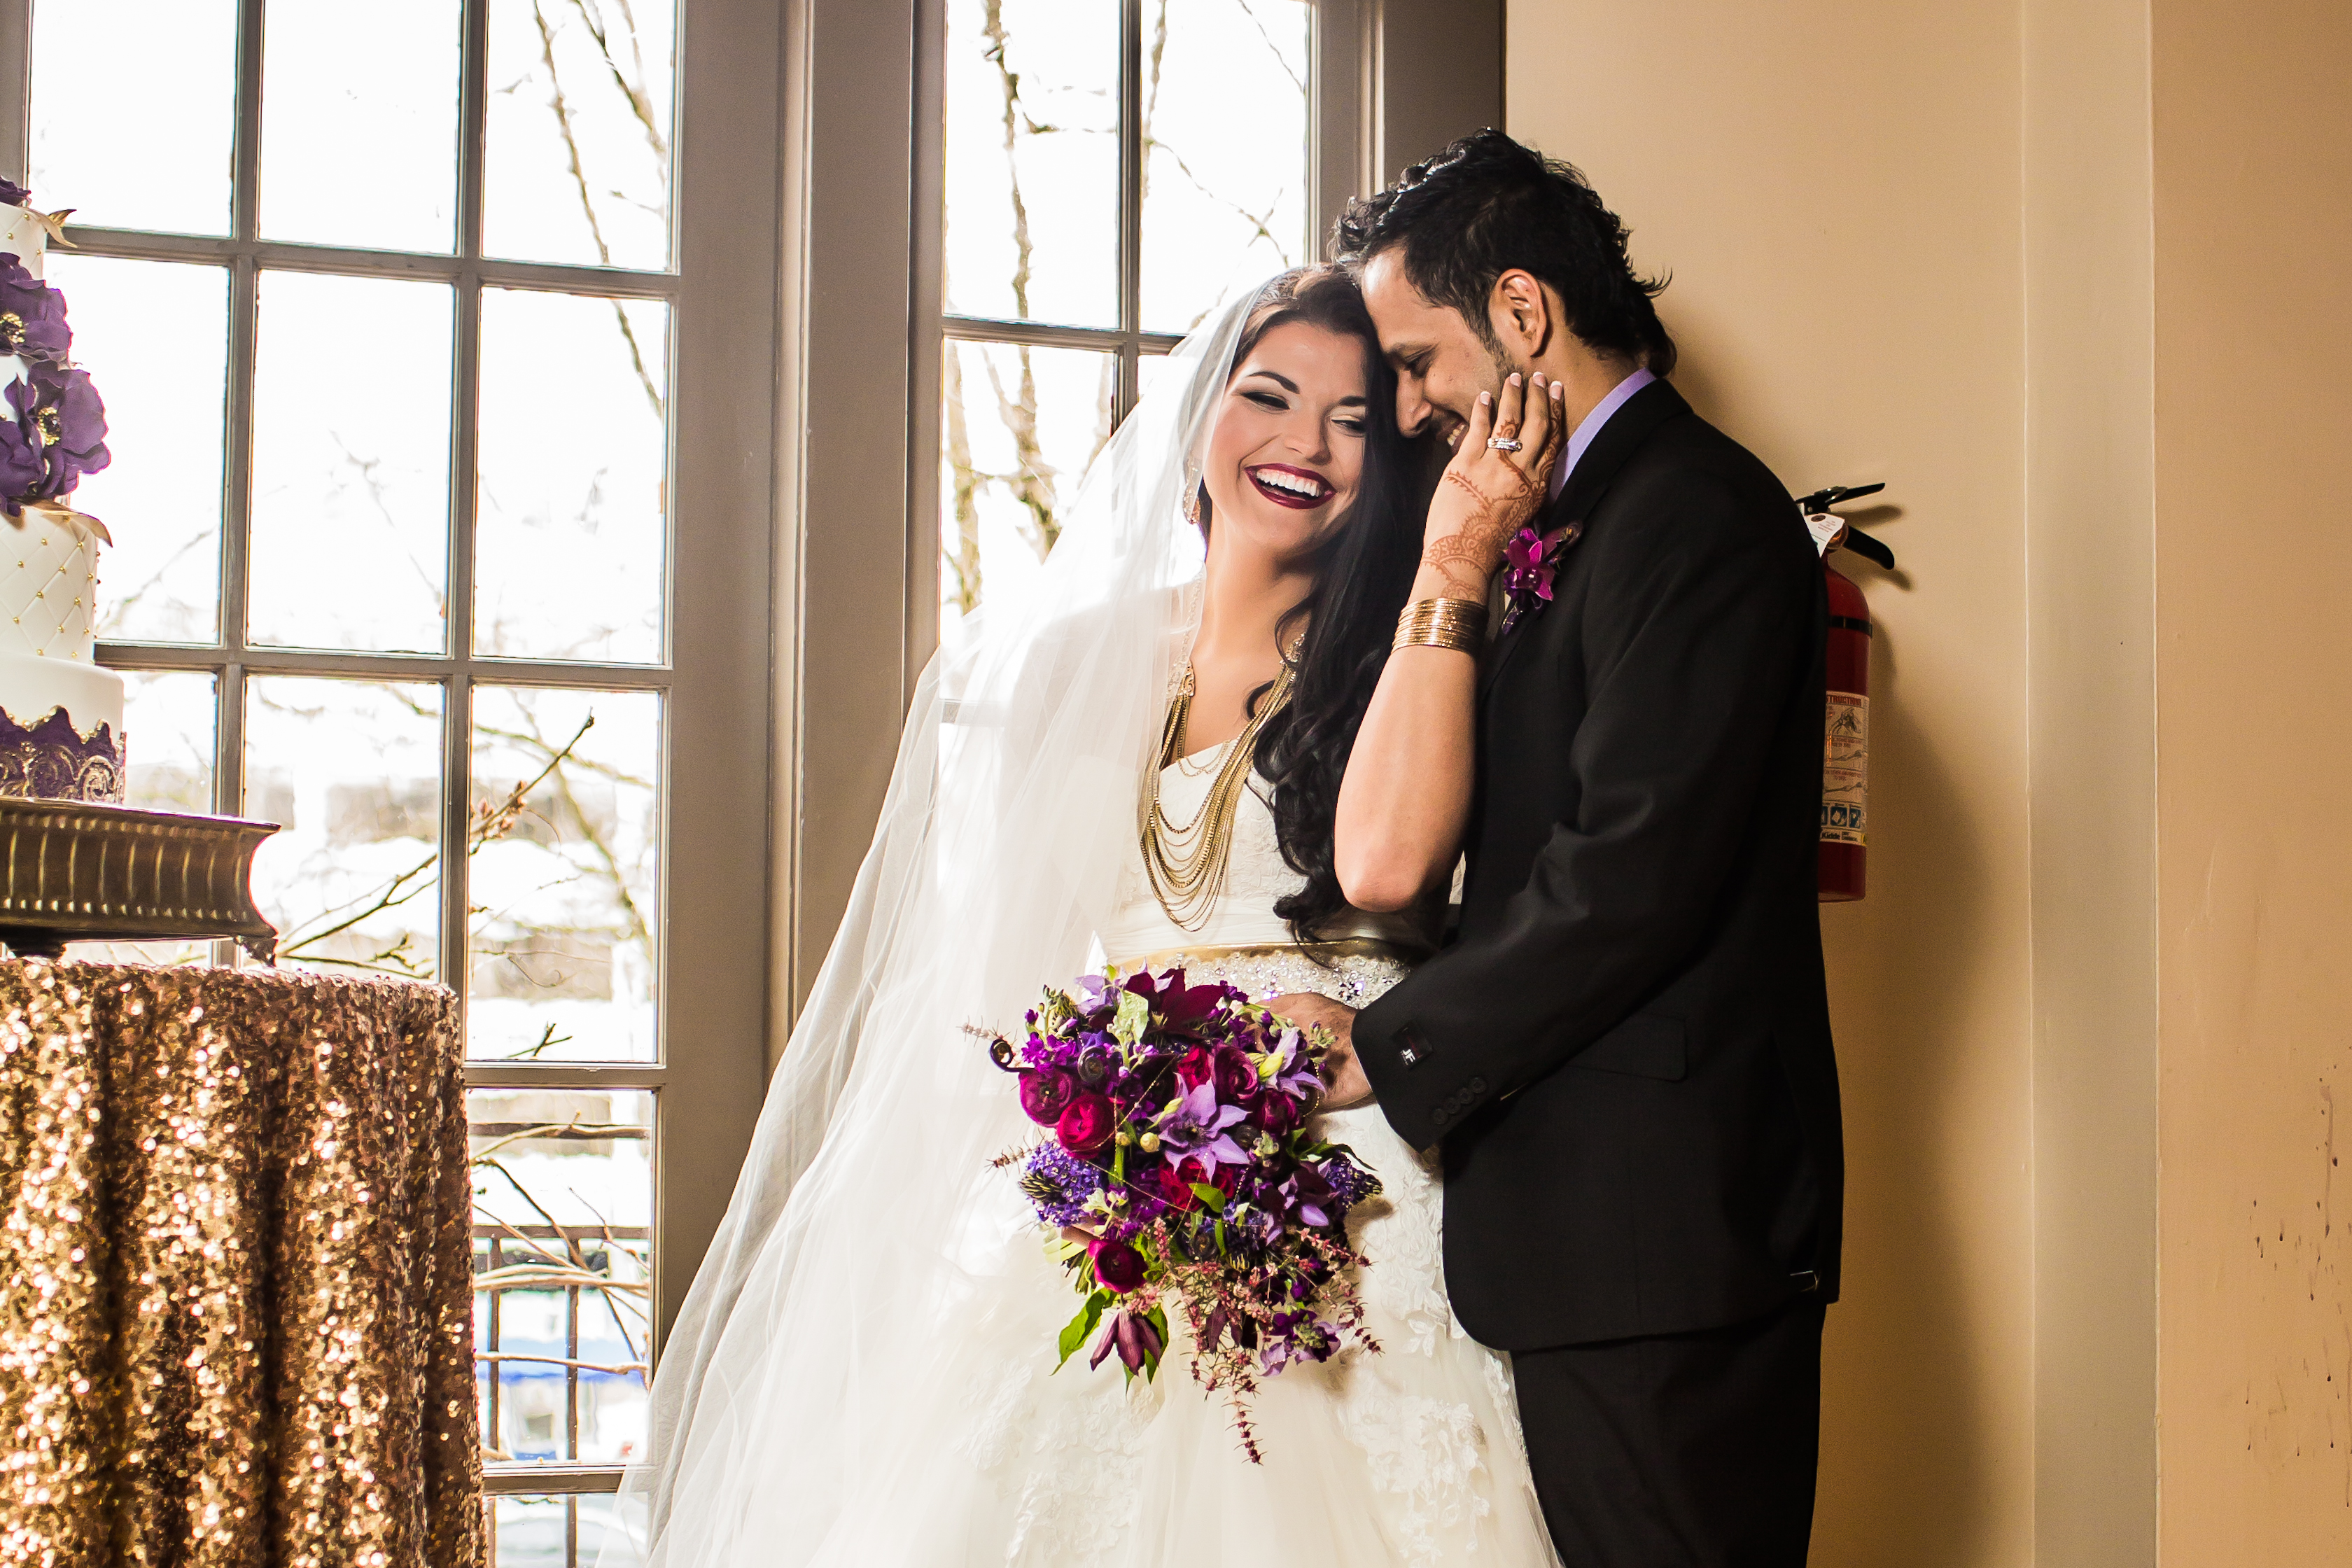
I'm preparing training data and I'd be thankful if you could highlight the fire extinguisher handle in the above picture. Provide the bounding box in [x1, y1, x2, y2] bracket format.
[1837, 527, 1896, 572]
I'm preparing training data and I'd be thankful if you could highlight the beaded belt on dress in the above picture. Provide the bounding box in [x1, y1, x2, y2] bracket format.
[1116, 937, 1426, 1008]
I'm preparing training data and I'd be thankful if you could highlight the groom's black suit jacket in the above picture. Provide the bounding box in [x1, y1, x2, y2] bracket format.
[1354, 379, 1842, 1352]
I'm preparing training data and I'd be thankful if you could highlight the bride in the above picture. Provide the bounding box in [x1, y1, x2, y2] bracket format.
[608, 268, 1564, 1566]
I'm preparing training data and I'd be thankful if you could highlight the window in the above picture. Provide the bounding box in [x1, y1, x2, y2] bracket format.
[15, 1, 778, 1560]
[931, 0, 1316, 628]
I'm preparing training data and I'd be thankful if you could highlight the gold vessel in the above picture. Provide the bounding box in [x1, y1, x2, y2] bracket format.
[0, 796, 280, 960]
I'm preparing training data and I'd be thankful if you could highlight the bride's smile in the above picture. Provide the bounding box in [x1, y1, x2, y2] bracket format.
[1200, 318, 1370, 564]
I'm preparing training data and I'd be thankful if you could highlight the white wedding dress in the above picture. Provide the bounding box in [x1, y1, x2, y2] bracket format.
[607, 285, 1556, 1568]
[941, 756, 1560, 1567]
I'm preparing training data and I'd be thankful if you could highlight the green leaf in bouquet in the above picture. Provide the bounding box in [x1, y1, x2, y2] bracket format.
[1056, 1289, 1113, 1372]
[1112, 987, 1151, 1046]
[1187, 1182, 1228, 1212]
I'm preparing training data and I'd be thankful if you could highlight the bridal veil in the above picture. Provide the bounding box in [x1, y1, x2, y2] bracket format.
[599, 296, 1253, 1564]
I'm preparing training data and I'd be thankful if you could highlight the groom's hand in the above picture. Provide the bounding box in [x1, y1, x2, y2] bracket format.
[1265, 992, 1374, 1111]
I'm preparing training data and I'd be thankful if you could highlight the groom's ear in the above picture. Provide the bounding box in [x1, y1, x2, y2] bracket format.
[1486, 270, 1556, 361]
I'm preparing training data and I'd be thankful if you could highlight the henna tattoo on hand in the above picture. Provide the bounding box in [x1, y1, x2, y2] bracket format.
[1422, 463, 1550, 596]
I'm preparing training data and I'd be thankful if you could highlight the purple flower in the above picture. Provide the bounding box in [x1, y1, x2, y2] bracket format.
[1500, 524, 1571, 634]
[1273, 1163, 1339, 1228]
[1153, 1079, 1250, 1171]
[0, 416, 43, 509]
[1089, 1238, 1147, 1293]
[1266, 1028, 1324, 1101]
[0, 180, 27, 209]
[1018, 1068, 1078, 1126]
[1017, 1142, 1104, 1226]
[1056, 1092, 1117, 1155]
[0, 257, 71, 365]
[10, 365, 109, 500]
[1090, 1308, 1165, 1373]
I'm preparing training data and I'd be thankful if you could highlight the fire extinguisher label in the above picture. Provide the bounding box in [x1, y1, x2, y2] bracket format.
[1822, 692, 1869, 844]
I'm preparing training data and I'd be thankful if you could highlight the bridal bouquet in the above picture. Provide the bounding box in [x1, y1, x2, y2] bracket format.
[983, 965, 1382, 1459]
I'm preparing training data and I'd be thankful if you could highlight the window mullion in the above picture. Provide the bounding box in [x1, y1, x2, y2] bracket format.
[439, 0, 491, 1004]
[1116, 0, 1143, 424]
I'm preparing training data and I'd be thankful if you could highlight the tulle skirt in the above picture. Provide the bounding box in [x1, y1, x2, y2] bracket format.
[606, 967, 1558, 1567]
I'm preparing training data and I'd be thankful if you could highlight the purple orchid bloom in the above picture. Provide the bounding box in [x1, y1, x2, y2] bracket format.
[1498, 525, 1561, 636]
[1154, 1079, 1250, 1172]
[1266, 1027, 1324, 1101]
[0, 256, 71, 365]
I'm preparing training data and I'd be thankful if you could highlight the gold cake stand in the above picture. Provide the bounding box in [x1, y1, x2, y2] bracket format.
[0, 796, 281, 961]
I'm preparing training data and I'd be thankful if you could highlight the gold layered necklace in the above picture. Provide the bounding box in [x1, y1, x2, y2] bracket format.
[1139, 646, 1300, 932]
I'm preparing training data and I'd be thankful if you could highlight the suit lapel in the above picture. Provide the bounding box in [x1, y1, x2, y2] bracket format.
[1480, 378, 1693, 699]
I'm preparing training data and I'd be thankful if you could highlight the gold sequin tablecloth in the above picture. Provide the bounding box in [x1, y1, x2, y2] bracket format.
[0, 960, 482, 1567]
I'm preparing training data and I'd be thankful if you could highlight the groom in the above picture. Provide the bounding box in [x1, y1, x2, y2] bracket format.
[1285, 131, 1842, 1564]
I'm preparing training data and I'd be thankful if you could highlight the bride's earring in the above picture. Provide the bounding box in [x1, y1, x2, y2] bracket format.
[1184, 479, 1209, 529]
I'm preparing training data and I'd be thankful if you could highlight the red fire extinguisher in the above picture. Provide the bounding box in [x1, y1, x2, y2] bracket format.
[1795, 484, 1892, 902]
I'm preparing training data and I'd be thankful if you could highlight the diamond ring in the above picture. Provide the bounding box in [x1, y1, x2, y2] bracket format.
[1486, 437, 1523, 452]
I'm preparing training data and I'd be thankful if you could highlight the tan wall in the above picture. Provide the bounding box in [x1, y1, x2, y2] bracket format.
[1511, 0, 2352, 1560]
[2152, 0, 2352, 1556]
[1506, 6, 2037, 1562]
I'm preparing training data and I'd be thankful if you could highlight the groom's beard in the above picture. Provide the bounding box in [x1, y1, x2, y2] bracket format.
[1437, 342, 1530, 450]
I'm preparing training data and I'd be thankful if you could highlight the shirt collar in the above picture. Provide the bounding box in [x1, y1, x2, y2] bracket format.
[1546, 366, 1658, 502]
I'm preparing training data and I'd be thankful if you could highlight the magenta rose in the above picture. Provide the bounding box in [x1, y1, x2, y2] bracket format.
[1212, 1046, 1256, 1102]
[1173, 1046, 1217, 1093]
[1089, 1238, 1147, 1294]
[1056, 1092, 1117, 1155]
[1257, 1089, 1302, 1136]
[1018, 1068, 1078, 1126]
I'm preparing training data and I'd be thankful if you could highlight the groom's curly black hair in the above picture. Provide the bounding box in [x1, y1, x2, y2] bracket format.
[1334, 128, 1676, 375]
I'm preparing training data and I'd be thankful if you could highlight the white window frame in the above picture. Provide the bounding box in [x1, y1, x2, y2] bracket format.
[2, 0, 781, 1522]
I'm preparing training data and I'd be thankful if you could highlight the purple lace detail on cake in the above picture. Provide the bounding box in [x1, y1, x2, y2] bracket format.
[0, 707, 125, 803]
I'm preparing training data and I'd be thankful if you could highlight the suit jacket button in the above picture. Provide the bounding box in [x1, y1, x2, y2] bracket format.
[1469, 1077, 1488, 1095]
[1430, 1108, 1447, 1126]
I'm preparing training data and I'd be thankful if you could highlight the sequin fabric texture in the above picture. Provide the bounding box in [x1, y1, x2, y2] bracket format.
[0, 959, 481, 1567]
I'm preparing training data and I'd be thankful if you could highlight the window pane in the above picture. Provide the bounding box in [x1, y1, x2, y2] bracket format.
[942, 0, 1119, 328]
[248, 676, 444, 981]
[939, 340, 1115, 632]
[1140, 0, 1312, 333]
[484, 0, 679, 271]
[248, 272, 454, 654]
[42, 256, 227, 645]
[29, 0, 237, 237]
[472, 1089, 652, 1471]
[68, 669, 220, 967]
[487, 1495, 570, 1568]
[258, 0, 463, 252]
[474, 288, 668, 663]
[468, 686, 660, 1064]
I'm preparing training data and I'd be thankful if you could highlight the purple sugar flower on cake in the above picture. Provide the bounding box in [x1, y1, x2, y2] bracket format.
[8, 363, 110, 500]
[0, 179, 29, 209]
[0, 414, 44, 512]
[0, 255, 71, 364]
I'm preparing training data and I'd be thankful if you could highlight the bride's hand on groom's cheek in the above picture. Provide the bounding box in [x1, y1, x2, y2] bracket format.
[1419, 371, 1569, 601]
[1265, 992, 1376, 1112]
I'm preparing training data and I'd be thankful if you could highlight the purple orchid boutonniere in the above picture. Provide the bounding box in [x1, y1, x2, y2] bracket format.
[1501, 522, 1577, 634]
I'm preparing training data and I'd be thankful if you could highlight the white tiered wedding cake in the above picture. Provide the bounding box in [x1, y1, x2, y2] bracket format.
[0, 183, 122, 803]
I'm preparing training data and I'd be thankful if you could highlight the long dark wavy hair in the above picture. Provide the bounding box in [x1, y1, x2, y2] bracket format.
[1195, 267, 1441, 939]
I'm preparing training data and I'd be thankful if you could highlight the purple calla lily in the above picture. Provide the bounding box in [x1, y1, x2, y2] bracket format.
[1089, 1308, 1164, 1373]
[0, 180, 28, 209]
